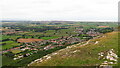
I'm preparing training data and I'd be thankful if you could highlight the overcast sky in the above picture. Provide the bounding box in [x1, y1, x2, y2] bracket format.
[0, 0, 119, 21]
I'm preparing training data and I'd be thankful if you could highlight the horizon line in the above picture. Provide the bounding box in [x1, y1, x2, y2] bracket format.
[0, 20, 117, 22]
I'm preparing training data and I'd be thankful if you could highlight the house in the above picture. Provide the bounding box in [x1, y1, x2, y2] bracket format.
[21, 47, 30, 51]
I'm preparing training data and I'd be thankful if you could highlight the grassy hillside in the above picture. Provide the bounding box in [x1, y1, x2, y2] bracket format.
[30, 31, 119, 66]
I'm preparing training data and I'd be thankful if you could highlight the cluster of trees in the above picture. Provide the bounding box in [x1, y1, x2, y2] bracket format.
[2, 39, 10, 42]
[4, 51, 15, 58]
[96, 28, 114, 33]
[5, 25, 68, 32]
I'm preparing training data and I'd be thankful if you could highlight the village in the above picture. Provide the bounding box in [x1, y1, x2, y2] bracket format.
[1, 27, 105, 60]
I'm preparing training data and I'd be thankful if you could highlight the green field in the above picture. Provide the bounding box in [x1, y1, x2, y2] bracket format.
[2, 35, 22, 41]
[2, 56, 14, 66]
[2, 41, 20, 50]
[40, 36, 59, 40]
[11, 49, 22, 54]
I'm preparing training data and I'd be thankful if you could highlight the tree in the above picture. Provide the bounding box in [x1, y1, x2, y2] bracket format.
[4, 51, 14, 58]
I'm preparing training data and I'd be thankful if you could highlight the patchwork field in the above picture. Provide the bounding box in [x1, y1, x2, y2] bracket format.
[2, 41, 20, 50]
[17, 38, 44, 43]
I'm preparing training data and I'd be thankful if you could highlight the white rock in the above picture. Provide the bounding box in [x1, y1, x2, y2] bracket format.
[108, 62, 113, 64]
[46, 56, 51, 59]
[13, 58, 17, 60]
[104, 61, 108, 63]
[95, 41, 99, 44]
